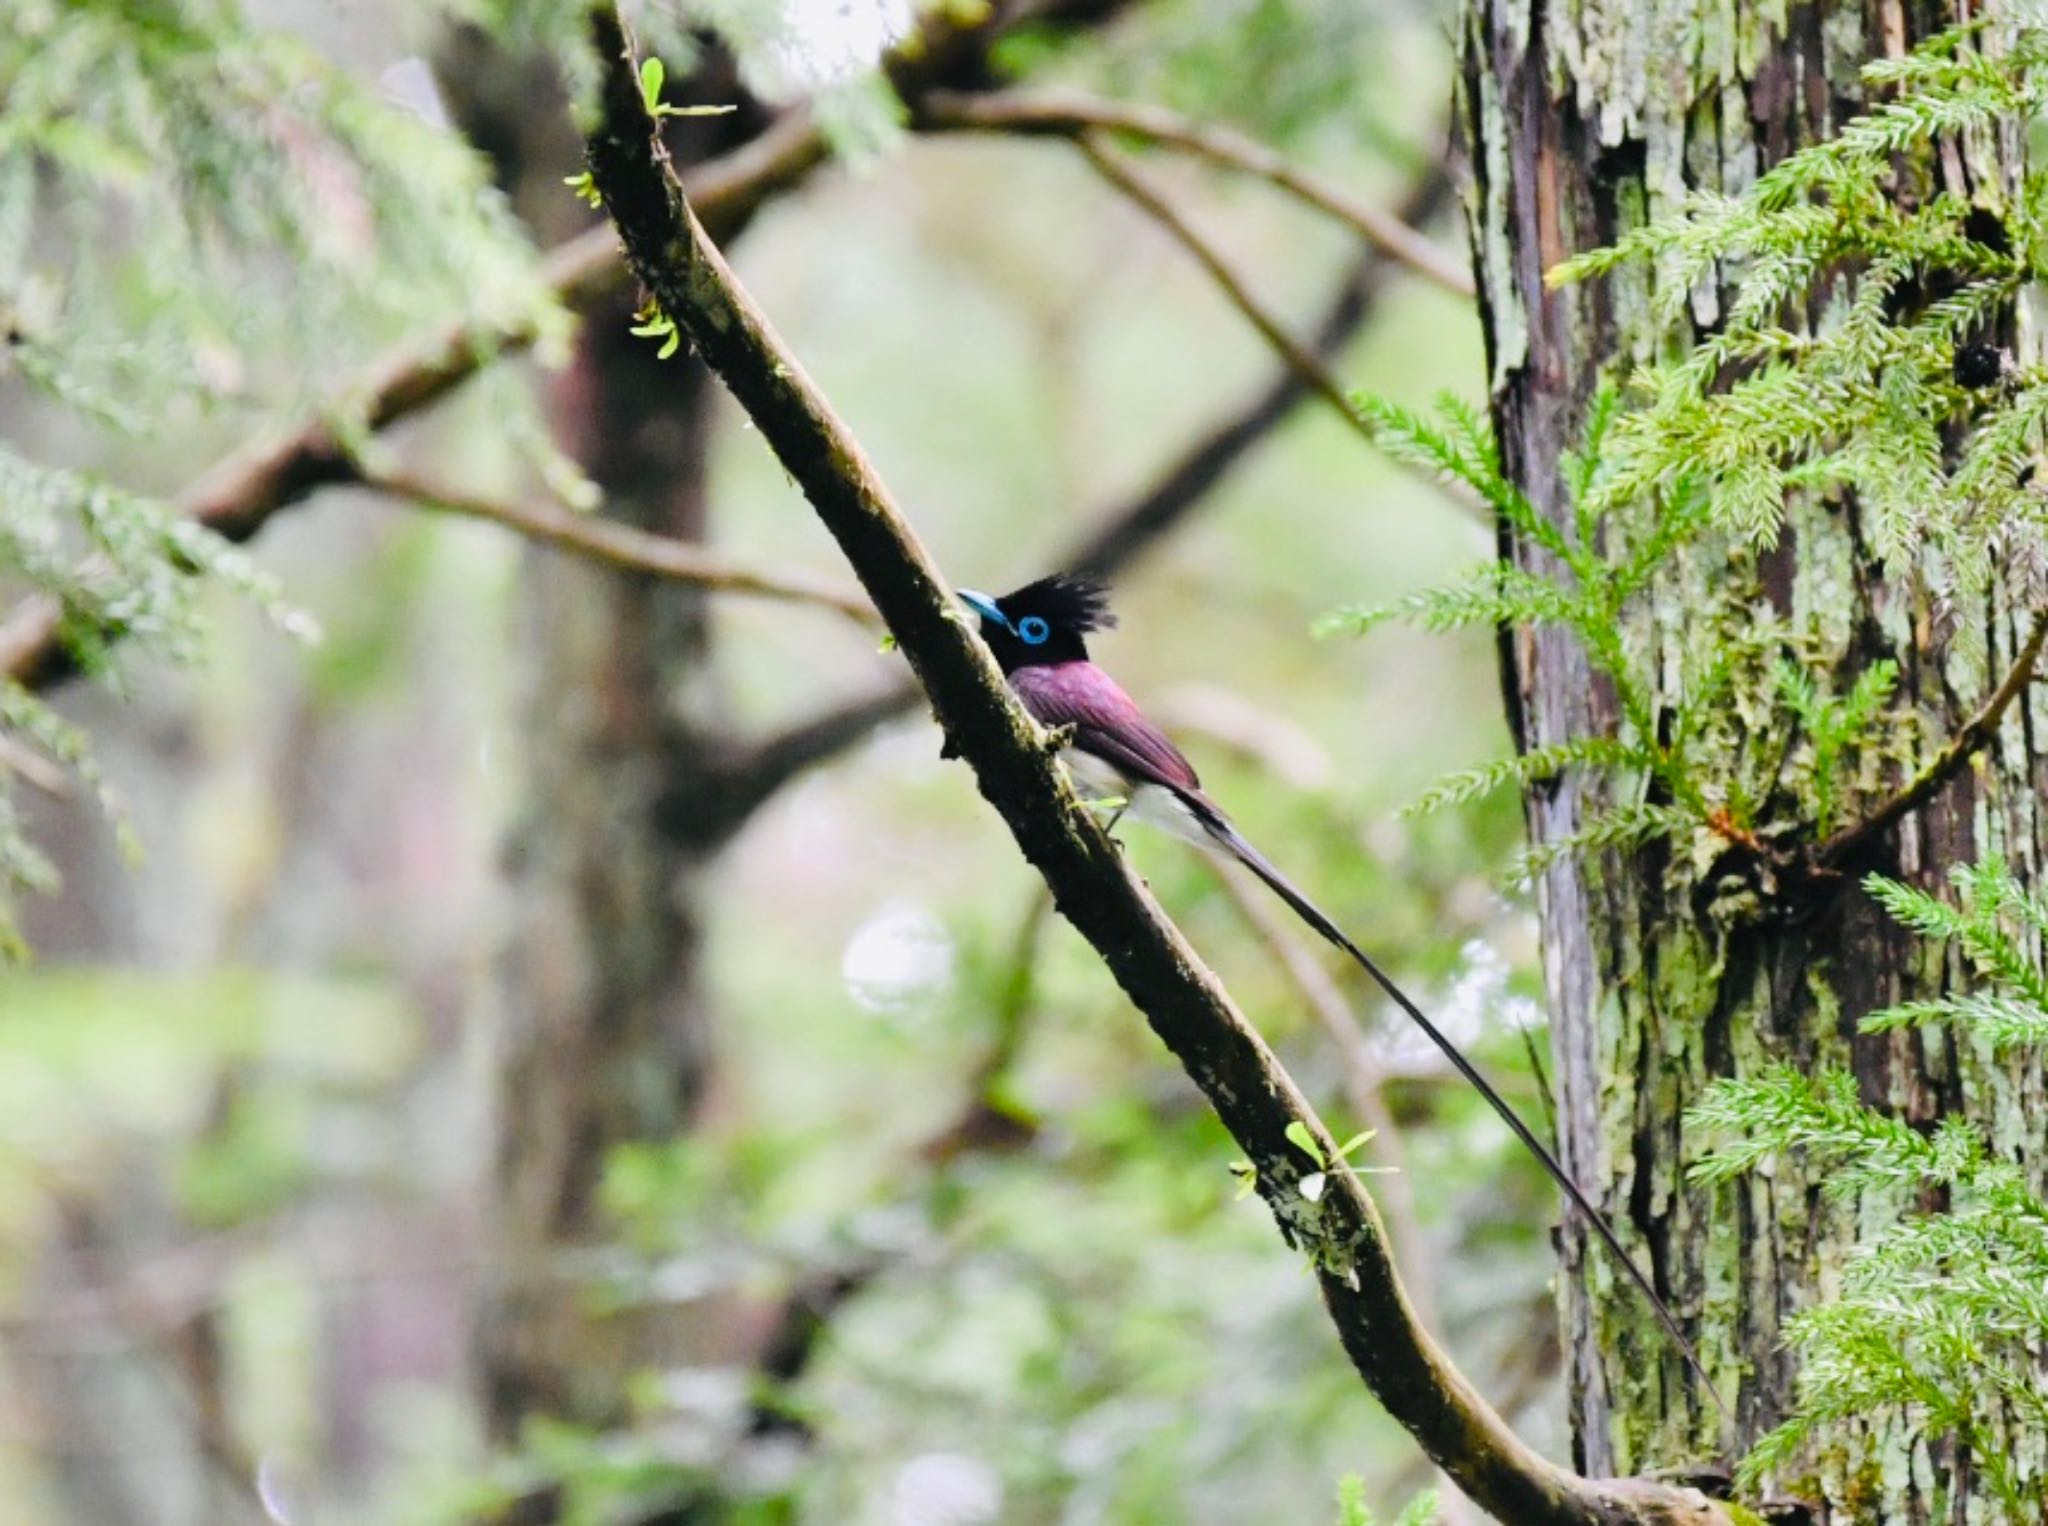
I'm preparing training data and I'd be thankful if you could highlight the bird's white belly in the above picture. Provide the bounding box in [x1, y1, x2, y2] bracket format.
[1058, 747, 1128, 803]
[1057, 748, 1211, 848]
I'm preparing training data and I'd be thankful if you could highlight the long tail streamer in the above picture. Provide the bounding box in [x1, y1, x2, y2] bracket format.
[1192, 802, 1731, 1425]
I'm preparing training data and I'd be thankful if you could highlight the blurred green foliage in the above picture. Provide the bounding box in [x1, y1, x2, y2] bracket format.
[0, 0, 555, 946]
[0, 1, 1546, 1523]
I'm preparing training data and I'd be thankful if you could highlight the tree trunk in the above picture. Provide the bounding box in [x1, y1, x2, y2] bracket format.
[480, 313, 726, 1433]
[1463, 3, 2046, 1518]
[435, 33, 751, 1437]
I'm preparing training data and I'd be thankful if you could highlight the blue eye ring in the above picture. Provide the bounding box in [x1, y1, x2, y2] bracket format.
[1016, 615, 1050, 645]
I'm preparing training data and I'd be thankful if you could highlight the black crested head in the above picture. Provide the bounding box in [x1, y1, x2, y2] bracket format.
[997, 573, 1116, 635]
[958, 573, 1115, 671]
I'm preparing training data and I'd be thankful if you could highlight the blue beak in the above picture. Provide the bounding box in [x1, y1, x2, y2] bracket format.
[957, 589, 1005, 628]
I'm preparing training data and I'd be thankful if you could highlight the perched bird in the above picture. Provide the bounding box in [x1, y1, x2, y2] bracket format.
[959, 572, 1720, 1406]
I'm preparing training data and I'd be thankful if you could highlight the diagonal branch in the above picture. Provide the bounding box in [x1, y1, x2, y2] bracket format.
[1205, 861, 1430, 1295]
[1077, 136, 1488, 527]
[365, 468, 878, 624]
[579, 11, 1731, 1522]
[1065, 164, 1454, 575]
[1815, 607, 2048, 869]
[918, 88, 1473, 297]
[697, 683, 921, 838]
[0, 9, 1435, 701]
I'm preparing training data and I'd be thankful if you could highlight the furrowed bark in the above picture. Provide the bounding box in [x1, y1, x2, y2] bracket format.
[579, 10, 1735, 1521]
[1463, 0, 2048, 1515]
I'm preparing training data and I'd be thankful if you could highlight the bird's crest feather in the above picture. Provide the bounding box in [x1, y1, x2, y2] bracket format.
[997, 573, 1116, 636]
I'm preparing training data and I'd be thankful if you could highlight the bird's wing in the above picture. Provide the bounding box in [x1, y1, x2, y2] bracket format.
[1007, 662, 1201, 793]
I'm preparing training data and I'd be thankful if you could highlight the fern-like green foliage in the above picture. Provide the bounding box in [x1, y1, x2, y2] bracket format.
[1550, 21, 2048, 623]
[1689, 857, 2048, 1516]
[0, 0, 923, 948]
[1329, 23, 2048, 897]
[1773, 657, 1900, 840]
[0, 447, 322, 953]
[1323, 391, 1911, 887]
[4, 0, 550, 420]
[1863, 855, 2048, 1032]
[0, 0, 563, 948]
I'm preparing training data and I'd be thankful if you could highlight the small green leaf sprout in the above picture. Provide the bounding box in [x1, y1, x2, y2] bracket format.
[1285, 1122, 1384, 1203]
[638, 57, 738, 121]
[1285, 1119, 1324, 1167]
[628, 300, 682, 360]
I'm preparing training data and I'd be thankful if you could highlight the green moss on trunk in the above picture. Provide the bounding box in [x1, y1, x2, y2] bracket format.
[1463, 1, 2048, 1517]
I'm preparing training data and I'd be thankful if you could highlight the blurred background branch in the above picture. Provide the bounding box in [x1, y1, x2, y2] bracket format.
[919, 89, 1473, 296]
[1079, 135, 1378, 449]
[364, 468, 880, 625]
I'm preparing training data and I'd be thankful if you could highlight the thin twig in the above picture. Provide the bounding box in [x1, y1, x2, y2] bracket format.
[1079, 138, 1483, 523]
[1816, 607, 2048, 868]
[366, 468, 879, 624]
[921, 88, 1473, 297]
[580, 13, 1731, 1522]
[1079, 134, 1374, 448]
[1065, 164, 1453, 572]
[1517, 1019, 1558, 1144]
[0, 124, 822, 693]
[1208, 843, 1521, 1526]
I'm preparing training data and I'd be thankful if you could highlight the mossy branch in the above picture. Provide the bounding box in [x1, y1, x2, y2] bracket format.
[702, 219, 1424, 824]
[0, 0, 1114, 695]
[578, 9, 1733, 1522]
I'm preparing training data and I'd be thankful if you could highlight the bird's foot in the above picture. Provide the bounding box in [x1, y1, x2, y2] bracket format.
[1079, 797, 1129, 848]
[1039, 722, 1077, 755]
